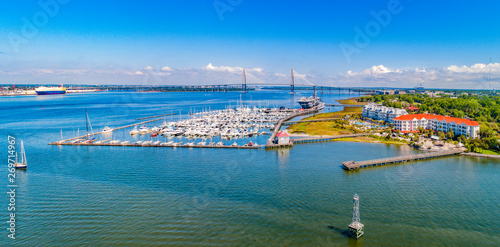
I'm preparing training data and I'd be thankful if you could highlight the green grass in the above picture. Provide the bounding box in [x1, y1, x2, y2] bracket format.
[288, 108, 365, 135]
[304, 107, 362, 120]
[337, 98, 366, 105]
[331, 136, 407, 145]
[475, 148, 500, 155]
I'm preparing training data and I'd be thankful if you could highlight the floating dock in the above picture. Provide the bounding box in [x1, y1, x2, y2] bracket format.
[135, 113, 176, 121]
[51, 142, 260, 149]
[342, 149, 465, 170]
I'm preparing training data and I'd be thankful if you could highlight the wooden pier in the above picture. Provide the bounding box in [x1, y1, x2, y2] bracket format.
[135, 113, 176, 121]
[282, 118, 341, 126]
[51, 142, 260, 149]
[292, 133, 369, 144]
[266, 108, 319, 148]
[325, 104, 364, 107]
[342, 149, 465, 171]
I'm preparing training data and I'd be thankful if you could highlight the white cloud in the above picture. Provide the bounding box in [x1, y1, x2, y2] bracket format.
[334, 63, 500, 89]
[345, 65, 401, 77]
[3, 62, 497, 89]
[35, 69, 54, 74]
[446, 63, 500, 73]
[203, 63, 264, 74]
[203, 63, 242, 73]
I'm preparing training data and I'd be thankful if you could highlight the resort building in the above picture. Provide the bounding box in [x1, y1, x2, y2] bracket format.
[362, 103, 408, 123]
[393, 114, 480, 138]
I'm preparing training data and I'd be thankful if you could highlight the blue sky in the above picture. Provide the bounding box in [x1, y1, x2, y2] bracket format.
[1, 0, 499, 89]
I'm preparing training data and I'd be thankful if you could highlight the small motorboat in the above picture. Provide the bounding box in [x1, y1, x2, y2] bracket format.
[102, 126, 113, 133]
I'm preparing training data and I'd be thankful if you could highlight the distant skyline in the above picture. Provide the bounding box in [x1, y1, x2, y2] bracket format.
[1, 0, 499, 89]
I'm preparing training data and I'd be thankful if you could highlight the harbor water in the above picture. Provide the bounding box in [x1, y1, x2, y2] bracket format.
[1, 91, 499, 246]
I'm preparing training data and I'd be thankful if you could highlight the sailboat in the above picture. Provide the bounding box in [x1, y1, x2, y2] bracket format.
[84, 108, 96, 143]
[14, 140, 27, 169]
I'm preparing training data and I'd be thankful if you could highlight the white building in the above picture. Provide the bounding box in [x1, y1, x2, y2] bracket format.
[362, 103, 408, 123]
[276, 131, 290, 144]
[393, 114, 480, 139]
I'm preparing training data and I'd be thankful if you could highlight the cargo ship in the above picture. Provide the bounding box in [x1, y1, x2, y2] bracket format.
[35, 85, 66, 95]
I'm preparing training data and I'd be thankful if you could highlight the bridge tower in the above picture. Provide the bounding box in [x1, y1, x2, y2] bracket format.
[242, 68, 247, 93]
[290, 68, 295, 94]
[348, 194, 364, 239]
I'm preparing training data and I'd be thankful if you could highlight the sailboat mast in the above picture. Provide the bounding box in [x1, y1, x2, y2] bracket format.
[85, 108, 89, 140]
[21, 140, 26, 165]
[242, 68, 247, 93]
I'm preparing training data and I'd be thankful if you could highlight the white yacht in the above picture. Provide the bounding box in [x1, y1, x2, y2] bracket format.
[139, 126, 150, 135]
[130, 126, 139, 135]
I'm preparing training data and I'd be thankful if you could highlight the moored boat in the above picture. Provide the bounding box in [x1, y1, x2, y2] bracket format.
[14, 140, 28, 169]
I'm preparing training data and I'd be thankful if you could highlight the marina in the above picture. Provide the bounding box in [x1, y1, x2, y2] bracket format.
[2, 91, 499, 246]
[50, 106, 313, 149]
[2, 0, 500, 244]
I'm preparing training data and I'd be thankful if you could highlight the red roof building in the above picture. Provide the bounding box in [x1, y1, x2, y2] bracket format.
[405, 105, 419, 111]
[276, 131, 289, 138]
[393, 114, 480, 138]
[276, 131, 290, 144]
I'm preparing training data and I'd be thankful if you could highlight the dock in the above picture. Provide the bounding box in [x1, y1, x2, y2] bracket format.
[282, 118, 341, 126]
[51, 142, 260, 149]
[325, 104, 364, 107]
[266, 108, 319, 149]
[292, 133, 369, 144]
[135, 113, 176, 121]
[50, 118, 164, 144]
[342, 149, 465, 170]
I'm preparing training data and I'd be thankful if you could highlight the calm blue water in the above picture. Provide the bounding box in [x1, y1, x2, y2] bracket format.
[1, 91, 499, 246]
